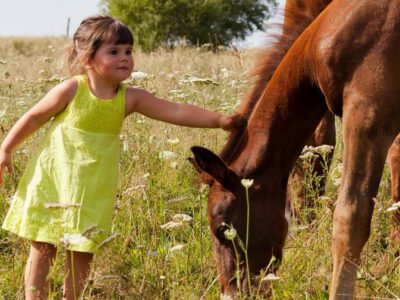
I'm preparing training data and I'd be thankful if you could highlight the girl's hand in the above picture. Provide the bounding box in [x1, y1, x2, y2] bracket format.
[0, 150, 13, 186]
[220, 114, 246, 132]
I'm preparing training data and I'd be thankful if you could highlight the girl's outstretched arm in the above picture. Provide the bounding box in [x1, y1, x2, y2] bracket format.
[0, 79, 77, 185]
[125, 88, 235, 130]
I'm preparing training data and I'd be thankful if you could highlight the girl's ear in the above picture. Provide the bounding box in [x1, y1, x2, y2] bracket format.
[83, 58, 92, 70]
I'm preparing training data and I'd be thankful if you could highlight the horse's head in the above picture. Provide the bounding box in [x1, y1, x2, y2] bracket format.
[190, 146, 288, 296]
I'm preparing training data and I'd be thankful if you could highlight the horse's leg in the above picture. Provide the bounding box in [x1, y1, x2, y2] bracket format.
[289, 112, 336, 222]
[307, 111, 336, 199]
[386, 133, 400, 249]
[330, 103, 394, 299]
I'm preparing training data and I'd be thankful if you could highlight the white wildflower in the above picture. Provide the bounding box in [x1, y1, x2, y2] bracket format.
[172, 213, 193, 222]
[317, 196, 332, 202]
[224, 227, 237, 240]
[313, 145, 334, 155]
[160, 275, 166, 280]
[16, 149, 30, 155]
[261, 273, 281, 281]
[333, 178, 342, 187]
[169, 244, 184, 252]
[386, 202, 400, 212]
[333, 163, 344, 174]
[241, 178, 254, 189]
[180, 75, 219, 86]
[159, 151, 175, 160]
[122, 140, 129, 152]
[131, 71, 151, 80]
[299, 152, 319, 161]
[160, 221, 183, 229]
[0, 110, 5, 117]
[220, 294, 233, 300]
[167, 138, 180, 144]
[170, 161, 178, 169]
[60, 233, 89, 246]
[220, 68, 232, 78]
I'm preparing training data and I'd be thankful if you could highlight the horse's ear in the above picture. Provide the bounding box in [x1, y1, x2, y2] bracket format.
[190, 146, 240, 189]
[188, 156, 214, 185]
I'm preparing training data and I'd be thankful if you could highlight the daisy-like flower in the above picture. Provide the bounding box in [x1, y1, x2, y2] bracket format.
[241, 178, 254, 189]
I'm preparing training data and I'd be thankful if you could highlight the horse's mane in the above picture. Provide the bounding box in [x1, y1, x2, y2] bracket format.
[220, 0, 332, 164]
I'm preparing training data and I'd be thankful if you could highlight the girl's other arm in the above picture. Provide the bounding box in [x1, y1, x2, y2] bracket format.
[0, 79, 77, 184]
[125, 88, 234, 130]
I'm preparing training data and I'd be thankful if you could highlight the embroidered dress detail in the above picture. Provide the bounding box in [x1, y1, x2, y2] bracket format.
[2, 75, 126, 253]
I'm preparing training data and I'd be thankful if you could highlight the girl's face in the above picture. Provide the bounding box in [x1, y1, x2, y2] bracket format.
[87, 42, 134, 84]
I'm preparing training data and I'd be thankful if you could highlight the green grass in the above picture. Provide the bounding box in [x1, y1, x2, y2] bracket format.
[0, 37, 399, 299]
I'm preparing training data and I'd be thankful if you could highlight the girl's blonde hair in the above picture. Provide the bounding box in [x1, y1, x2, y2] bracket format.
[67, 15, 134, 75]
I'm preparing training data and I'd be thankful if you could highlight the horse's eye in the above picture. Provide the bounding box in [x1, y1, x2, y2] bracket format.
[215, 224, 230, 241]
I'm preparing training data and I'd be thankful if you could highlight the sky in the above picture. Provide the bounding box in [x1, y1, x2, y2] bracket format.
[0, 0, 286, 47]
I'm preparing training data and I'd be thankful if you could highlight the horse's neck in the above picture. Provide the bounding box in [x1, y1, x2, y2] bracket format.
[232, 48, 327, 181]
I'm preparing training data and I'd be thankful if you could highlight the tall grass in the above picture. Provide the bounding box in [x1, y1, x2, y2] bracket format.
[0, 37, 399, 299]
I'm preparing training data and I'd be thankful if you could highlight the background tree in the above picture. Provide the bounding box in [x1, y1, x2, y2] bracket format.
[101, 0, 277, 51]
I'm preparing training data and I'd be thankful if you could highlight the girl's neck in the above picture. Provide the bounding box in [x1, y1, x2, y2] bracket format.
[85, 74, 120, 100]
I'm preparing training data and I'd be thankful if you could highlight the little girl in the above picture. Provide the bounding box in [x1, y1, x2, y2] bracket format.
[0, 15, 234, 299]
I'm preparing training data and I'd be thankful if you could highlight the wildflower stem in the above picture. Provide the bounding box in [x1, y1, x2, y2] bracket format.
[245, 187, 250, 250]
[244, 186, 252, 298]
[231, 240, 243, 299]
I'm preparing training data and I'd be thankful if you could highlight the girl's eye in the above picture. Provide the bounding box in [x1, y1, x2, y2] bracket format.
[125, 50, 132, 55]
[110, 50, 118, 55]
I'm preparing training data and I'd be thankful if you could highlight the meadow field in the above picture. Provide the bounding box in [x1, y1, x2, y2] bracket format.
[0, 37, 399, 299]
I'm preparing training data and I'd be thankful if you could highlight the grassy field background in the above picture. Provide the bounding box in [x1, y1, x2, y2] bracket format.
[0, 37, 399, 299]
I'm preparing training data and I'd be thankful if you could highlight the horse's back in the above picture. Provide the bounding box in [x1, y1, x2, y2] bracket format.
[310, 0, 400, 118]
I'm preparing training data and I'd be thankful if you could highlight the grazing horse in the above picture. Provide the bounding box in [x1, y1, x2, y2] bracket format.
[191, 0, 400, 298]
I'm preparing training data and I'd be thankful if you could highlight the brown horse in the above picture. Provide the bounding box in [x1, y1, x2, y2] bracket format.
[191, 0, 400, 298]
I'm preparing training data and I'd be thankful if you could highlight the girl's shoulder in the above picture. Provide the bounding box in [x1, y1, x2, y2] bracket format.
[51, 77, 79, 104]
[125, 87, 153, 116]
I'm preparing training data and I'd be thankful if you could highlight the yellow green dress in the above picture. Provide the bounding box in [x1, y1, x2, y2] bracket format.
[2, 75, 126, 253]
